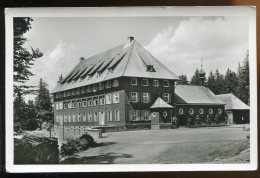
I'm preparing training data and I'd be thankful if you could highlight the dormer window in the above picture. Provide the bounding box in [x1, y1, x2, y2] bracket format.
[142, 79, 148, 86]
[162, 80, 169, 87]
[146, 65, 155, 72]
[131, 78, 137, 86]
[99, 83, 104, 90]
[93, 85, 97, 92]
[113, 79, 119, 87]
[106, 81, 111, 88]
[76, 88, 80, 94]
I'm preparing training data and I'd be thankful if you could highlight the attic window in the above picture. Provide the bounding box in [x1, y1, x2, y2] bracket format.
[146, 65, 155, 72]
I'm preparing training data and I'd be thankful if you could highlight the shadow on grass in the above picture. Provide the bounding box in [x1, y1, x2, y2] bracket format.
[61, 152, 133, 164]
[92, 142, 116, 148]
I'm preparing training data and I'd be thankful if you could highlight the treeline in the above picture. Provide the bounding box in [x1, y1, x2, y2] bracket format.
[13, 17, 53, 131]
[177, 51, 250, 105]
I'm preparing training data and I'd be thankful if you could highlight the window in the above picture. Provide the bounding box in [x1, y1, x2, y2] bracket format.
[162, 80, 169, 87]
[59, 102, 63, 110]
[72, 100, 77, 108]
[68, 114, 71, 122]
[82, 99, 87, 107]
[99, 96, 105, 105]
[189, 108, 194, 115]
[199, 108, 204, 115]
[67, 90, 71, 96]
[163, 93, 170, 103]
[99, 83, 104, 90]
[142, 92, 150, 103]
[87, 86, 92, 93]
[113, 93, 120, 103]
[88, 113, 92, 122]
[87, 98, 93, 106]
[141, 110, 150, 120]
[83, 113, 87, 122]
[130, 110, 140, 121]
[77, 99, 82, 108]
[76, 88, 80, 94]
[64, 114, 67, 122]
[106, 94, 112, 104]
[73, 114, 76, 122]
[218, 108, 222, 114]
[55, 93, 58, 99]
[179, 108, 184, 115]
[115, 110, 120, 122]
[131, 78, 137, 86]
[63, 102, 68, 109]
[77, 113, 81, 122]
[93, 85, 97, 92]
[107, 110, 112, 122]
[131, 92, 138, 102]
[81, 87, 86, 93]
[153, 80, 159, 87]
[63, 92, 66, 97]
[59, 114, 63, 125]
[67, 101, 72, 109]
[209, 108, 213, 114]
[71, 89, 75, 95]
[163, 111, 168, 118]
[94, 112, 98, 122]
[55, 103, 59, 110]
[106, 81, 111, 88]
[56, 115, 59, 122]
[113, 80, 119, 87]
[142, 79, 148, 86]
[93, 97, 99, 106]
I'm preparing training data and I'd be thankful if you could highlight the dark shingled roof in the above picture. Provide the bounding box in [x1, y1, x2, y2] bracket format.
[216, 94, 250, 110]
[175, 85, 225, 105]
[52, 38, 179, 93]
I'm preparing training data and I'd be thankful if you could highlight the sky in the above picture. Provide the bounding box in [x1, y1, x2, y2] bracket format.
[23, 16, 249, 100]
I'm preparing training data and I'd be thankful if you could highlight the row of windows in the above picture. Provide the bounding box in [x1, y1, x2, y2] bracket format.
[55, 79, 119, 98]
[178, 108, 223, 115]
[55, 93, 120, 110]
[130, 78, 170, 87]
[130, 92, 171, 103]
[129, 110, 151, 121]
[56, 110, 120, 123]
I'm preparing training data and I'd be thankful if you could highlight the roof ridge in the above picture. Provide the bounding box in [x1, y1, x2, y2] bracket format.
[121, 40, 135, 77]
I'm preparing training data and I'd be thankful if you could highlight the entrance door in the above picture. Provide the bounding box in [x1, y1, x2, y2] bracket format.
[99, 111, 105, 125]
[226, 111, 233, 124]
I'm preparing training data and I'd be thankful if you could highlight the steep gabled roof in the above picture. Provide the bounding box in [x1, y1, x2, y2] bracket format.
[52, 37, 179, 93]
[216, 94, 250, 110]
[175, 85, 225, 105]
[150, 97, 174, 109]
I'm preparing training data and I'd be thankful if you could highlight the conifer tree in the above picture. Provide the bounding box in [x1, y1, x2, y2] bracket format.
[177, 74, 189, 85]
[214, 69, 225, 94]
[190, 69, 201, 86]
[206, 70, 216, 93]
[224, 68, 238, 94]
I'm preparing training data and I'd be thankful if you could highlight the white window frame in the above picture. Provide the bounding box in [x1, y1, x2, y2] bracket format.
[83, 113, 87, 122]
[55, 103, 59, 110]
[218, 108, 222, 114]
[106, 81, 111, 88]
[82, 99, 87, 107]
[59, 102, 63, 110]
[87, 86, 92, 92]
[153, 80, 159, 87]
[73, 114, 76, 122]
[99, 83, 104, 90]
[107, 110, 113, 122]
[77, 113, 81, 122]
[131, 110, 140, 121]
[77, 100, 82, 108]
[93, 97, 99, 106]
[189, 108, 194, 115]
[113, 93, 120, 103]
[113, 79, 119, 87]
[93, 85, 97, 92]
[68, 114, 71, 122]
[64, 114, 67, 122]
[88, 113, 92, 122]
[131, 92, 138, 102]
[163, 93, 170, 103]
[142, 92, 149, 103]
[115, 110, 120, 122]
[179, 108, 184, 115]
[143, 110, 150, 120]
[99, 96, 105, 105]
[87, 98, 93, 106]
[209, 108, 213, 114]
[131, 78, 137, 86]
[106, 94, 112, 104]
[94, 112, 98, 122]
[142, 79, 148, 86]
[72, 100, 77, 108]
[199, 108, 204, 115]
[67, 101, 72, 109]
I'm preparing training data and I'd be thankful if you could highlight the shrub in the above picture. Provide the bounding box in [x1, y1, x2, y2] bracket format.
[79, 133, 95, 147]
[60, 139, 80, 157]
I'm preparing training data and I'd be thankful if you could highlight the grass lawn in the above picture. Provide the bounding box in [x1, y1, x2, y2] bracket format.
[61, 127, 250, 164]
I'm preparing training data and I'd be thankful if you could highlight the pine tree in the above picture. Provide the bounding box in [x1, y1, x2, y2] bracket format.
[13, 17, 43, 96]
[190, 69, 201, 86]
[237, 51, 250, 105]
[214, 69, 225, 94]
[22, 100, 39, 130]
[177, 74, 189, 85]
[206, 70, 216, 93]
[35, 79, 53, 126]
[224, 68, 238, 94]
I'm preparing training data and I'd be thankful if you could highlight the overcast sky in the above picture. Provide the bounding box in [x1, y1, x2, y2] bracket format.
[23, 16, 249, 100]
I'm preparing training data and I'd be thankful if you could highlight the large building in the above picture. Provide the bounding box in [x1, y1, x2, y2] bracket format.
[51, 37, 180, 139]
[174, 85, 226, 126]
[216, 94, 250, 124]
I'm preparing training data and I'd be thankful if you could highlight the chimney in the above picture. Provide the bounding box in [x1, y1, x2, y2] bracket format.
[123, 36, 135, 49]
[79, 57, 84, 61]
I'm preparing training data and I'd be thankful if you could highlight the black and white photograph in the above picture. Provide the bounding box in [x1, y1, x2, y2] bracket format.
[5, 7, 257, 172]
